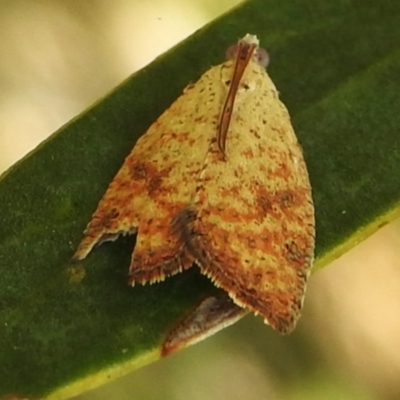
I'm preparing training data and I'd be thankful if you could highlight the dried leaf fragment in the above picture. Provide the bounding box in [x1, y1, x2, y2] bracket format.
[162, 292, 245, 356]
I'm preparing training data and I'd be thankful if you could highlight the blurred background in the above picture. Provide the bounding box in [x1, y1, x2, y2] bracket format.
[1, 1, 400, 399]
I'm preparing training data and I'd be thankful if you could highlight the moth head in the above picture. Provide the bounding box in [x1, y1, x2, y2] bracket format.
[225, 33, 270, 68]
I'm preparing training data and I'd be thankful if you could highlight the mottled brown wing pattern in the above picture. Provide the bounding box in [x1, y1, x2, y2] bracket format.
[186, 62, 315, 333]
[74, 64, 231, 284]
[74, 34, 315, 334]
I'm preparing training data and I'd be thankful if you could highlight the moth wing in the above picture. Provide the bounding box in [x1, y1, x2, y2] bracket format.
[191, 63, 315, 333]
[74, 64, 229, 284]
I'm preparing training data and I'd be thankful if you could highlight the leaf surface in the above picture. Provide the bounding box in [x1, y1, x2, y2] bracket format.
[1, 0, 400, 398]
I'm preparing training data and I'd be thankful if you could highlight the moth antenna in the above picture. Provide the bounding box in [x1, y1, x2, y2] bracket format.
[217, 40, 258, 157]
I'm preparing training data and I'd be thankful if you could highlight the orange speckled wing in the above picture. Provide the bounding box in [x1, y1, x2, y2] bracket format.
[183, 60, 315, 333]
[73, 63, 232, 284]
[74, 33, 315, 334]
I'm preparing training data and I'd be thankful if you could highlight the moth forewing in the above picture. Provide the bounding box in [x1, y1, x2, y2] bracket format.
[74, 34, 315, 334]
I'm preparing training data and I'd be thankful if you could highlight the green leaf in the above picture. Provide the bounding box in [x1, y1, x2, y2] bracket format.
[1, 0, 400, 398]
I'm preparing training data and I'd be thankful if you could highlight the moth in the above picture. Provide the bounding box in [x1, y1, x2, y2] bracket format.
[73, 34, 315, 334]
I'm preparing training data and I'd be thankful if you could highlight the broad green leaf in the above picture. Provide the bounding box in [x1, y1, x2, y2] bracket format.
[1, 0, 400, 398]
